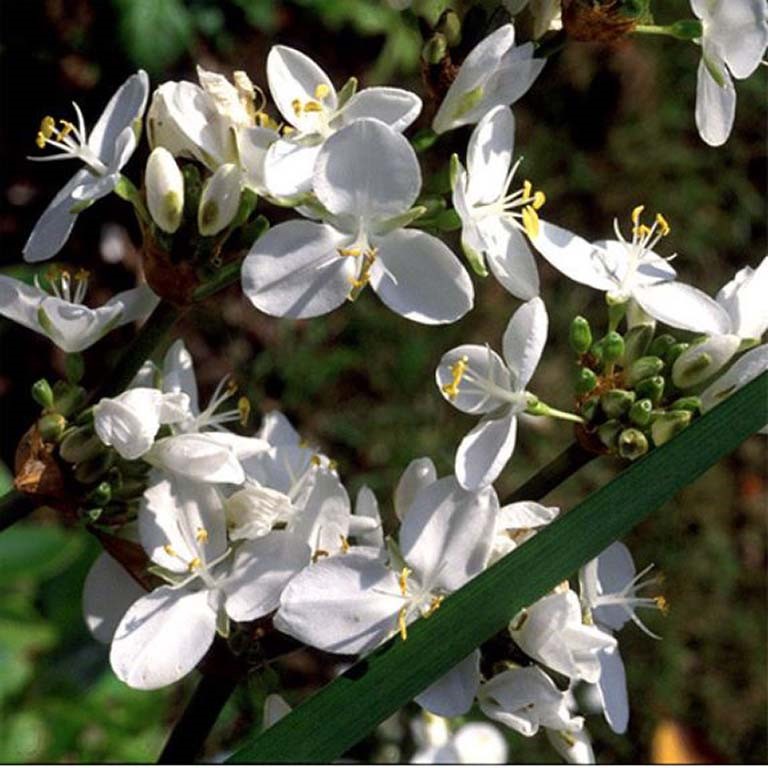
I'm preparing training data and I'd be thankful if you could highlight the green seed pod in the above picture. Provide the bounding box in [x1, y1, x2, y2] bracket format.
[575, 367, 598, 395]
[648, 333, 676, 359]
[31, 379, 55, 410]
[629, 398, 653, 427]
[59, 427, 104, 464]
[86, 481, 112, 507]
[651, 411, 692, 446]
[570, 316, 593, 355]
[627, 355, 665, 386]
[670, 396, 702, 414]
[600, 388, 636, 418]
[580, 395, 600, 422]
[597, 419, 622, 450]
[618, 428, 649, 460]
[622, 324, 654, 366]
[37, 413, 67, 442]
[602, 332, 625, 364]
[664, 342, 690, 368]
[635, 375, 665, 405]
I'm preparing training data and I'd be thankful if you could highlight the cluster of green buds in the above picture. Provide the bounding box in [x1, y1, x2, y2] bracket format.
[570, 315, 701, 461]
[412, 0, 462, 64]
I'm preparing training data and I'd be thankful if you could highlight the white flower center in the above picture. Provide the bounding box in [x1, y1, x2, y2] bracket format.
[37, 266, 90, 305]
[33, 107, 108, 175]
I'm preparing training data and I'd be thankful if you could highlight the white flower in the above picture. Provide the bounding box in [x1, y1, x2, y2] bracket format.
[478, 665, 583, 737]
[691, 0, 768, 146]
[700, 342, 768, 418]
[452, 105, 542, 299]
[532, 207, 732, 335]
[411, 713, 508, 764]
[0, 269, 158, 353]
[435, 297, 548, 489]
[24, 71, 149, 262]
[546, 726, 596, 764]
[672, 257, 768, 387]
[509, 590, 617, 683]
[242, 118, 474, 324]
[432, 24, 545, 134]
[264, 45, 422, 198]
[106, 474, 310, 689]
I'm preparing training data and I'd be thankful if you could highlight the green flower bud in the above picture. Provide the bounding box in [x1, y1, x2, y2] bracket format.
[31, 379, 55, 410]
[570, 316, 593, 355]
[575, 367, 598, 395]
[597, 419, 622, 450]
[86, 481, 112, 507]
[651, 411, 692, 446]
[648, 333, 676, 359]
[437, 10, 461, 46]
[112, 478, 149, 501]
[85, 507, 103, 522]
[413, 0, 447, 26]
[600, 388, 636, 418]
[580, 396, 600, 422]
[590, 340, 605, 364]
[622, 324, 654, 366]
[65, 353, 85, 385]
[601, 331, 625, 364]
[606, 300, 627, 332]
[37, 413, 67, 442]
[59, 427, 104, 464]
[52, 383, 87, 417]
[627, 355, 664, 386]
[618, 428, 649, 460]
[74, 452, 115, 485]
[667, 18, 703, 39]
[635, 375, 665, 405]
[664, 342, 689, 368]
[629, 398, 653, 427]
[670, 396, 702, 414]
[422, 33, 448, 64]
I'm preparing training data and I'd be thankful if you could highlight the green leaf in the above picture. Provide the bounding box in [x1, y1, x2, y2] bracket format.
[0, 525, 84, 582]
[227, 371, 767, 763]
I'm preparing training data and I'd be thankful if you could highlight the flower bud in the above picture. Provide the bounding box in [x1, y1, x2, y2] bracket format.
[198, 164, 242, 236]
[74, 452, 115, 485]
[629, 398, 653, 427]
[590, 340, 605, 364]
[52, 382, 86, 417]
[413, 0, 447, 26]
[86, 481, 112, 506]
[664, 342, 689, 368]
[37, 413, 67, 442]
[146, 147, 184, 234]
[65, 353, 85, 385]
[422, 33, 448, 64]
[31, 379, 55, 410]
[618, 428, 649, 460]
[570, 316, 592, 355]
[648, 333, 676, 359]
[59, 427, 104, 464]
[580, 396, 600, 422]
[437, 10, 462, 46]
[651, 411, 692, 446]
[600, 388, 636, 418]
[575, 367, 598, 395]
[670, 396, 702, 414]
[597, 419, 622, 450]
[622, 323, 654, 366]
[667, 18, 703, 39]
[601, 331, 625, 364]
[626, 355, 664, 386]
[635, 375, 665, 405]
[671, 335, 740, 389]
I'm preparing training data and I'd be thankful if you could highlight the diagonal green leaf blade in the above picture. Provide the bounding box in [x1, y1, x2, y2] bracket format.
[228, 372, 767, 764]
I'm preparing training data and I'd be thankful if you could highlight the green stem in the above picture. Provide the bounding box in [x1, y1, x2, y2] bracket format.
[0, 490, 35, 533]
[193, 258, 245, 302]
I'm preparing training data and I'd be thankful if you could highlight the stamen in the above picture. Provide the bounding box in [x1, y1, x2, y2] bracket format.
[291, 98, 302, 116]
[55, 120, 75, 142]
[338, 246, 362, 257]
[631, 205, 645, 227]
[398, 567, 412, 597]
[654, 595, 669, 615]
[302, 100, 322, 113]
[532, 190, 546, 210]
[188, 557, 202, 572]
[422, 595, 444, 617]
[311, 549, 329, 563]
[328, 459, 338, 471]
[339, 535, 350, 553]
[441, 355, 469, 400]
[310, 454, 322, 467]
[655, 213, 670, 236]
[522, 206, 540, 239]
[195, 527, 209, 543]
[238, 396, 251, 427]
[314, 83, 331, 100]
[163, 545, 177, 557]
[398, 606, 409, 641]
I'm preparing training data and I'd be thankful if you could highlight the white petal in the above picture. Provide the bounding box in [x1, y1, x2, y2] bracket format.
[455, 412, 518, 491]
[241, 443, 317, 499]
[263, 137, 321, 198]
[288, 471, 352, 555]
[36, 297, 124, 353]
[104, 284, 160, 325]
[267, 45, 337, 130]
[394, 458, 438, 521]
[580, 542, 635, 631]
[198, 163, 243, 237]
[353, 485, 384, 548]
[340, 87, 422, 132]
[532, 220, 619, 291]
[147, 433, 245, 484]
[633, 281, 732, 334]
[222, 532, 311, 621]
[313, 119, 420, 222]
[257, 410, 302, 446]
[82, 552, 145, 644]
[88, 70, 149, 163]
[237, 125, 279, 195]
[502, 296, 548, 389]
[597, 240, 676, 288]
[465, 106, 515, 205]
[716, 258, 768, 339]
[241, 220, 354, 319]
[110, 585, 216, 690]
[479, 217, 540, 300]
[451, 722, 508, 764]
[546, 726, 595, 765]
[695, 49, 736, 147]
[371, 230, 474, 324]
[0, 276, 45, 332]
[700, 343, 768, 414]
[274, 548, 405, 655]
[671, 333, 742, 388]
[399, 476, 499, 592]
[595, 645, 629, 734]
[436, 344, 513, 415]
[498, 500, 559, 529]
[162, 339, 199, 414]
[415, 651, 480, 717]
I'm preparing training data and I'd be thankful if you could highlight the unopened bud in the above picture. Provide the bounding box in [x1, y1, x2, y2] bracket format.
[627, 355, 664, 386]
[52, 382, 86, 417]
[618, 428, 649, 460]
[413, 0, 447, 26]
[86, 481, 112, 506]
[671, 335, 740, 389]
[37, 413, 67, 442]
[31, 379, 55, 410]
[667, 18, 703, 39]
[600, 388, 636, 418]
[664, 342, 689, 368]
[602, 331, 625, 364]
[575, 367, 598, 395]
[580, 395, 600, 422]
[570, 316, 592, 355]
[635, 375, 665, 405]
[59, 427, 104, 464]
[590, 340, 605, 364]
[437, 10, 462, 46]
[597, 419, 622, 450]
[422, 33, 448, 64]
[198, 164, 242, 236]
[146, 147, 184, 234]
[65, 353, 85, 385]
[648, 333, 676, 359]
[629, 398, 653, 427]
[623, 324, 654, 365]
[651, 411, 692, 446]
[670, 396, 702, 414]
[74, 452, 115, 485]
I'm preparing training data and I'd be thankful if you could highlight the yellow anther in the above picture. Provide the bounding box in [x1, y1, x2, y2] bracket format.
[195, 527, 209, 543]
[60, 269, 71, 281]
[303, 100, 322, 113]
[634, 223, 652, 239]
[398, 567, 412, 597]
[226, 378, 238, 396]
[188, 557, 202, 572]
[522, 205, 540, 240]
[312, 548, 329, 563]
[441, 355, 469, 400]
[291, 98, 303, 116]
[299, 439, 310, 449]
[423, 595, 444, 617]
[281, 124, 295, 135]
[522, 179, 532, 199]
[338, 246, 362, 258]
[310, 454, 322, 467]
[532, 190, 546, 210]
[328, 459, 338, 471]
[40, 116, 56, 138]
[35, 132, 46, 149]
[74, 268, 90, 282]
[631, 205, 645, 226]
[315, 83, 331, 100]
[347, 274, 370, 290]
[163, 544, 177, 557]
[654, 595, 670, 615]
[55, 120, 75, 142]
[398, 606, 409, 641]
[238, 396, 251, 427]
[339, 535, 350, 553]
[655, 212, 670, 236]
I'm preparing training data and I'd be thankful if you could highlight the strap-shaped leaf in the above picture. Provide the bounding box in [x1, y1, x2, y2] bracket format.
[228, 371, 767, 764]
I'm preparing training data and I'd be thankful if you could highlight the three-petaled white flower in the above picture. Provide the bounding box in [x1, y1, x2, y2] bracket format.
[436, 297, 548, 490]
[0, 268, 157, 353]
[242, 118, 474, 324]
[24, 71, 149, 263]
[263, 45, 422, 198]
[690, 0, 768, 146]
[432, 24, 545, 134]
[452, 105, 543, 299]
[532, 206, 732, 335]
